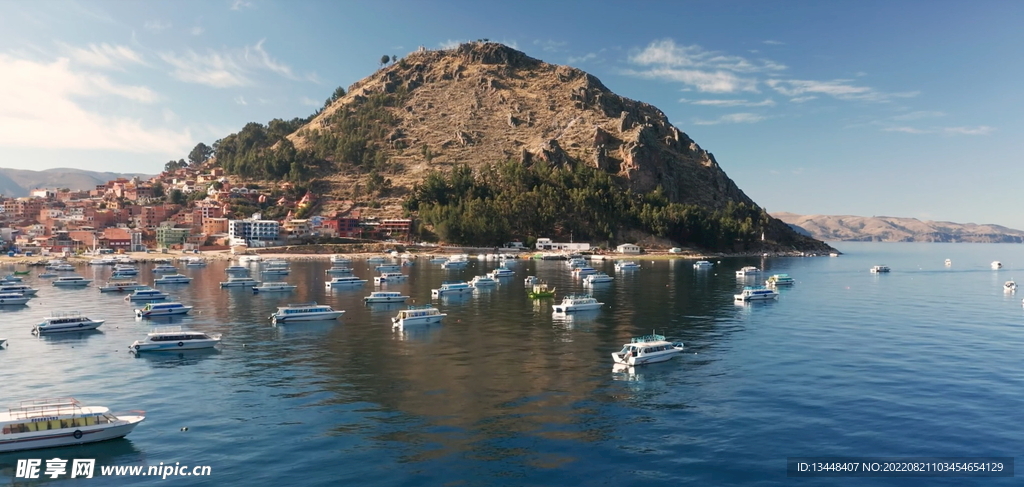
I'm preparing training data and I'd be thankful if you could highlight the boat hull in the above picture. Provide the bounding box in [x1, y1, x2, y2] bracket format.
[34, 321, 104, 334]
[393, 315, 445, 327]
[136, 309, 191, 318]
[552, 303, 602, 313]
[0, 417, 144, 453]
[364, 296, 408, 304]
[0, 296, 30, 305]
[272, 311, 344, 322]
[220, 280, 257, 287]
[133, 340, 219, 351]
[611, 349, 682, 366]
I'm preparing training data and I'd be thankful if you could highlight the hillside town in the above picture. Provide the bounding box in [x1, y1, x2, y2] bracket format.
[0, 166, 413, 255]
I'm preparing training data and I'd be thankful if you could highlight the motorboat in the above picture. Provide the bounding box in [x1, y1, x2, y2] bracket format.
[52, 276, 92, 287]
[135, 302, 193, 318]
[326, 277, 367, 289]
[225, 265, 249, 274]
[470, 275, 498, 286]
[270, 302, 343, 323]
[330, 255, 351, 266]
[0, 284, 37, 296]
[363, 291, 410, 304]
[566, 258, 587, 269]
[0, 293, 30, 305]
[431, 281, 473, 297]
[98, 280, 147, 293]
[488, 268, 515, 279]
[551, 293, 603, 313]
[261, 264, 290, 276]
[0, 398, 145, 452]
[375, 264, 402, 273]
[571, 266, 596, 277]
[441, 259, 468, 269]
[583, 272, 614, 285]
[765, 274, 795, 287]
[33, 313, 104, 334]
[945, 259, 952, 266]
[112, 265, 138, 276]
[153, 274, 192, 284]
[124, 288, 169, 301]
[53, 263, 75, 272]
[366, 256, 386, 263]
[252, 282, 296, 293]
[152, 264, 177, 273]
[1005, 280, 1017, 293]
[869, 265, 891, 273]
[392, 305, 446, 328]
[992, 261, 1003, 269]
[131, 326, 220, 352]
[693, 260, 713, 269]
[611, 333, 684, 366]
[429, 256, 449, 264]
[89, 257, 118, 266]
[735, 266, 760, 277]
[237, 255, 263, 264]
[219, 277, 259, 288]
[524, 275, 539, 285]
[615, 261, 641, 271]
[528, 282, 556, 299]
[734, 286, 780, 301]
[326, 266, 353, 275]
[829, 253, 840, 257]
[1, 274, 21, 282]
[374, 272, 407, 284]
[37, 272, 58, 278]
[184, 258, 207, 267]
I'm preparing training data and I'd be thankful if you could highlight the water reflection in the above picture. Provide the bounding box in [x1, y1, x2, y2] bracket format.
[393, 324, 443, 342]
[273, 319, 338, 337]
[551, 310, 600, 329]
[36, 329, 105, 343]
[134, 348, 221, 367]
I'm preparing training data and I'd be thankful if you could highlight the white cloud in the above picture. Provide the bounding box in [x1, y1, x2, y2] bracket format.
[299, 96, 321, 107]
[624, 67, 758, 93]
[439, 39, 464, 50]
[231, 0, 253, 10]
[567, 52, 597, 64]
[891, 110, 945, 121]
[0, 53, 189, 153]
[534, 39, 567, 52]
[762, 40, 785, 45]
[159, 40, 301, 88]
[625, 39, 784, 93]
[234, 95, 247, 105]
[789, 96, 817, 103]
[944, 126, 994, 135]
[191, 26, 204, 36]
[693, 113, 767, 125]
[244, 39, 296, 79]
[144, 20, 171, 32]
[58, 43, 145, 69]
[766, 78, 919, 102]
[884, 126, 929, 134]
[688, 98, 776, 107]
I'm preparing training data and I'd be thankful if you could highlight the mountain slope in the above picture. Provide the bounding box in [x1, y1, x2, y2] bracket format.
[0, 168, 151, 197]
[772, 212, 1024, 243]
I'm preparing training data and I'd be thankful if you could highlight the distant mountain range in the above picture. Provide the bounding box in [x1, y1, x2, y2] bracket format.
[771, 212, 1024, 243]
[0, 168, 151, 197]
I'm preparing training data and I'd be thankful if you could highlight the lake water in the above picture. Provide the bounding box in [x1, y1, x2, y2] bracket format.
[1, 242, 1022, 486]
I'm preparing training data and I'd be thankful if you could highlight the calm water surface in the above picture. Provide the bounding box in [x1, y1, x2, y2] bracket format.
[1, 242, 1022, 486]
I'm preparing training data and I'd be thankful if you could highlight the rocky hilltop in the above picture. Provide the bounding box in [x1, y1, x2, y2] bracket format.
[773, 212, 1024, 243]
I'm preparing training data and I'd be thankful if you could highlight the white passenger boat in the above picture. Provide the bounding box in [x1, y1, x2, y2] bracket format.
[330, 255, 351, 265]
[441, 260, 468, 269]
[1005, 280, 1017, 293]
[524, 275, 539, 285]
[262, 266, 290, 275]
[611, 333, 684, 366]
[326, 276, 367, 289]
[225, 265, 249, 274]
[583, 272, 614, 285]
[271, 302, 343, 322]
[52, 276, 92, 287]
[253, 282, 296, 293]
[0, 398, 145, 453]
[363, 291, 410, 304]
[992, 261, 1002, 269]
[551, 293, 603, 313]
[431, 281, 473, 297]
[470, 275, 498, 286]
[429, 256, 449, 264]
[571, 266, 596, 277]
[152, 264, 177, 273]
[374, 272, 407, 284]
[0, 293, 29, 305]
[89, 257, 117, 266]
[392, 305, 446, 328]
[131, 326, 221, 352]
[869, 265, 890, 273]
[945, 258, 952, 266]
[98, 280, 147, 293]
[135, 302, 192, 318]
[735, 266, 760, 277]
[375, 264, 402, 273]
[2, 274, 22, 282]
[153, 274, 192, 284]
[488, 268, 514, 279]
[219, 277, 259, 287]
[0, 284, 37, 296]
[184, 258, 207, 267]
[566, 258, 587, 269]
[33, 313, 104, 334]
[693, 260, 713, 269]
[734, 286, 780, 301]
[326, 266, 353, 275]
[124, 288, 169, 301]
[112, 265, 138, 276]
[765, 274, 795, 287]
[614, 261, 640, 271]
[53, 263, 75, 272]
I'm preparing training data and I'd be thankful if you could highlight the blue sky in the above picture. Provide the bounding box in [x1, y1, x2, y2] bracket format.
[1, 1, 1022, 227]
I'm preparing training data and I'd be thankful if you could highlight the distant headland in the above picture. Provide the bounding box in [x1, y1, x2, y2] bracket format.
[772, 212, 1024, 243]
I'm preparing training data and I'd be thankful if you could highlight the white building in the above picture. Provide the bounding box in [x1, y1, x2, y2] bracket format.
[228, 219, 280, 247]
[616, 243, 641, 254]
[535, 237, 590, 252]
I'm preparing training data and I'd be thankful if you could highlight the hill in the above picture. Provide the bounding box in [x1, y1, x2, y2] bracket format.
[209, 42, 831, 252]
[772, 212, 1024, 243]
[0, 168, 151, 197]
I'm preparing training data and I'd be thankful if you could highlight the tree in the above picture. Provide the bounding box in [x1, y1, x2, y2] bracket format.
[151, 182, 165, 198]
[168, 189, 186, 206]
[324, 86, 346, 108]
[209, 181, 224, 191]
[380, 54, 390, 67]
[391, 55, 397, 64]
[164, 160, 185, 172]
[188, 142, 213, 166]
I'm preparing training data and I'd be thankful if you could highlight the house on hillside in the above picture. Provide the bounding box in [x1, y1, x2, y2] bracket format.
[616, 243, 641, 254]
[534, 237, 590, 252]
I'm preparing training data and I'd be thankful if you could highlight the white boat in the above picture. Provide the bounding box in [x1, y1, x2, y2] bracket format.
[33, 313, 104, 334]
[124, 288, 169, 301]
[488, 268, 514, 279]
[88, 257, 117, 266]
[1005, 280, 1017, 293]
[225, 265, 249, 274]
[829, 252, 839, 257]
[52, 276, 92, 287]
[375, 264, 402, 273]
[431, 281, 473, 297]
[37, 272, 58, 278]
[153, 274, 192, 284]
[0, 338, 5, 347]
[945, 259, 952, 266]
[363, 291, 410, 304]
[0, 293, 29, 305]
[524, 275, 539, 285]
[0, 284, 37, 296]
[566, 258, 587, 269]
[571, 266, 596, 277]
[392, 305, 446, 328]
[583, 272, 614, 285]
[441, 260, 468, 269]
[366, 256, 387, 263]
[552, 293, 603, 313]
[693, 260, 713, 269]
[735, 266, 760, 277]
[330, 255, 351, 265]
[270, 302, 343, 323]
[135, 302, 192, 318]
[734, 286, 780, 301]
[992, 261, 1002, 269]
[429, 256, 449, 264]
[870, 265, 890, 273]
[98, 280, 147, 293]
[615, 261, 641, 271]
[219, 277, 259, 288]
[152, 264, 177, 273]
[765, 274, 795, 287]
[374, 272, 407, 284]
[0, 398, 145, 453]
[253, 282, 296, 293]
[1, 274, 22, 282]
[470, 275, 498, 286]
[326, 276, 367, 289]
[131, 326, 221, 352]
[238, 255, 263, 264]
[611, 333, 684, 366]
[53, 263, 75, 272]
[326, 266, 353, 275]
[112, 265, 138, 275]
[184, 258, 207, 267]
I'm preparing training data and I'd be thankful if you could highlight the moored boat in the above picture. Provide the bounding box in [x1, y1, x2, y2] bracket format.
[374, 272, 407, 284]
[124, 288, 169, 301]
[945, 258, 952, 266]
[441, 259, 468, 269]
[131, 326, 220, 352]
[524, 275, 539, 285]
[470, 275, 498, 286]
[375, 264, 402, 273]
[326, 266, 353, 275]
[583, 272, 614, 285]
[869, 265, 890, 273]
[765, 274, 795, 287]
[363, 291, 410, 304]
[0, 398, 145, 453]
[152, 264, 177, 273]
[614, 261, 641, 271]
[528, 282, 556, 299]
[98, 280, 147, 293]
[0, 293, 30, 305]
[225, 265, 249, 274]
[153, 274, 192, 284]
[52, 276, 92, 287]
[1005, 280, 1017, 293]
[571, 266, 597, 277]
[326, 276, 367, 289]
[488, 268, 514, 279]
[735, 266, 760, 277]
[611, 333, 684, 366]
[552, 293, 603, 313]
[734, 286, 780, 301]
[392, 305, 446, 328]
[252, 282, 296, 293]
[0, 284, 37, 296]
[219, 277, 259, 288]
[693, 260, 713, 269]
[992, 261, 1002, 269]
[431, 281, 473, 297]
[135, 302, 192, 318]
[271, 302, 344, 323]
[33, 313, 104, 334]
[184, 258, 207, 267]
